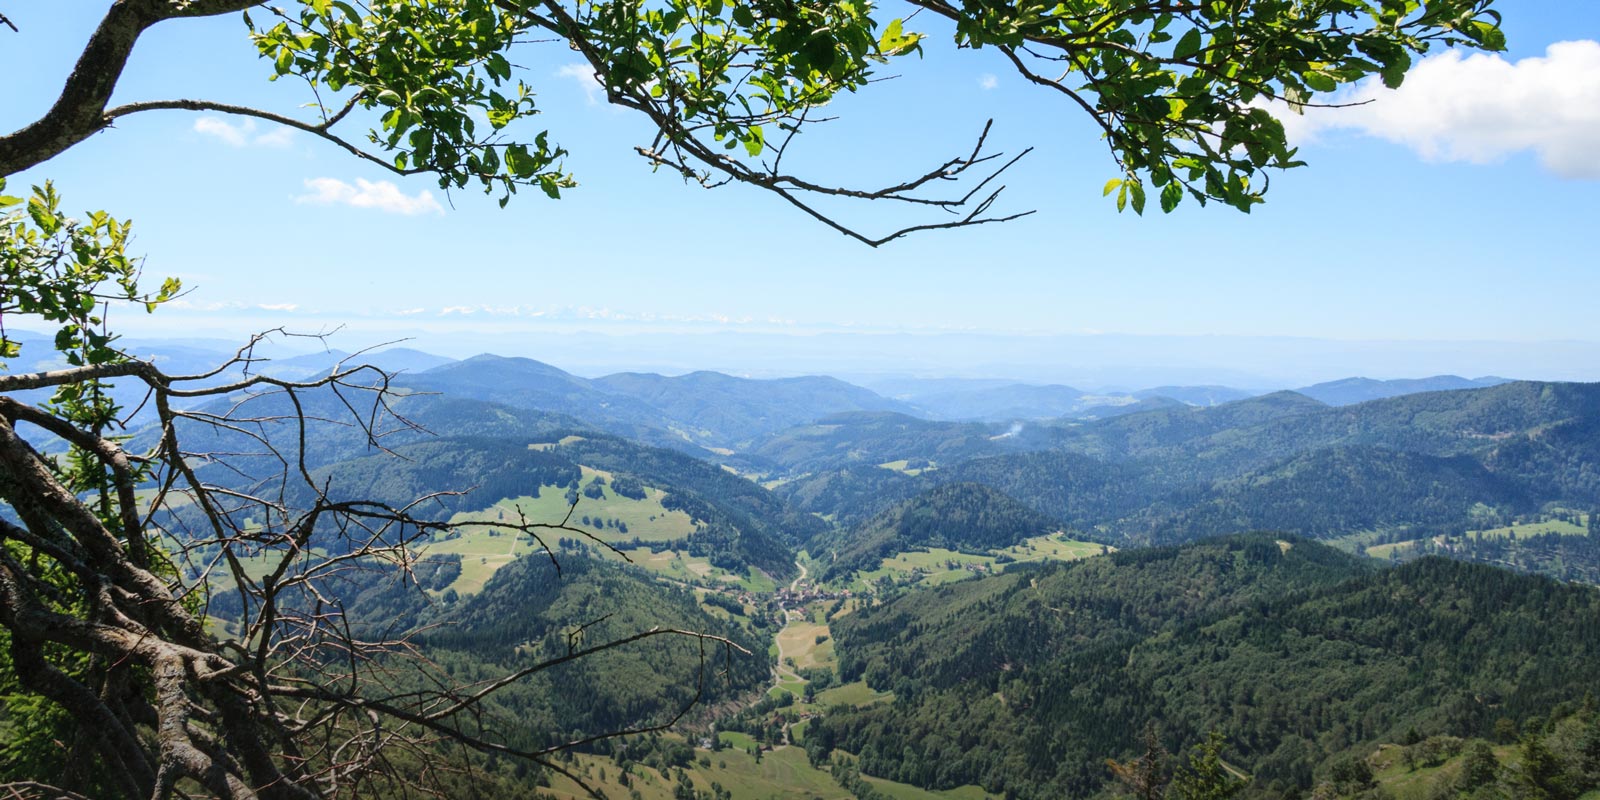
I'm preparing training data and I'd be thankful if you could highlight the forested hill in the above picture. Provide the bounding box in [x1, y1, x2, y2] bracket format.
[744, 411, 1017, 475]
[396, 355, 918, 450]
[1131, 445, 1533, 544]
[766, 381, 1600, 583]
[421, 554, 768, 746]
[538, 432, 827, 577]
[1293, 374, 1512, 406]
[812, 483, 1062, 581]
[291, 552, 769, 755]
[812, 535, 1600, 798]
[260, 431, 813, 579]
[1050, 380, 1600, 483]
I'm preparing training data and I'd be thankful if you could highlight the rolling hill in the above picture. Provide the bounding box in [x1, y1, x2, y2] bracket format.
[1295, 375, 1513, 406]
[813, 536, 1600, 798]
[811, 483, 1062, 581]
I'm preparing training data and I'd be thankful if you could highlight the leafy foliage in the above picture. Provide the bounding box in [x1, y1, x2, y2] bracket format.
[0, 180, 179, 365]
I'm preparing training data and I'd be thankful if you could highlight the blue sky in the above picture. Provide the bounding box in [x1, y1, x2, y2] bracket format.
[3, 1, 1599, 382]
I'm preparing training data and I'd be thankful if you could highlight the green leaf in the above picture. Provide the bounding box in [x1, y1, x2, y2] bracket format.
[879, 18, 904, 51]
[486, 53, 511, 82]
[27, 198, 58, 236]
[1380, 51, 1412, 89]
[1160, 181, 1183, 213]
[1103, 178, 1123, 197]
[1302, 71, 1336, 93]
[743, 126, 765, 157]
[1172, 28, 1203, 61]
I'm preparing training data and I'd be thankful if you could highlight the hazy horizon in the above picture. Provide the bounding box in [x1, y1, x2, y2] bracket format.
[17, 322, 1596, 392]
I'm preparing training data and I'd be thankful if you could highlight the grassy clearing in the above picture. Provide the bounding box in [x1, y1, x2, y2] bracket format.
[194, 546, 330, 606]
[420, 527, 542, 594]
[544, 738, 995, 800]
[777, 621, 834, 671]
[1365, 539, 1420, 560]
[1369, 742, 1521, 800]
[1469, 515, 1589, 540]
[999, 535, 1105, 563]
[598, 545, 729, 583]
[739, 567, 778, 594]
[526, 434, 587, 451]
[448, 468, 697, 544]
[426, 468, 710, 594]
[770, 676, 808, 699]
[815, 680, 893, 708]
[1364, 515, 1591, 560]
[424, 536, 745, 597]
[878, 459, 936, 476]
[864, 776, 994, 800]
[853, 535, 1103, 589]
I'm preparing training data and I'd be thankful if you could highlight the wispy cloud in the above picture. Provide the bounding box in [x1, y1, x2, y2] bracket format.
[295, 178, 445, 216]
[978, 73, 999, 91]
[164, 300, 306, 313]
[557, 63, 602, 105]
[1270, 40, 1600, 179]
[193, 117, 295, 148]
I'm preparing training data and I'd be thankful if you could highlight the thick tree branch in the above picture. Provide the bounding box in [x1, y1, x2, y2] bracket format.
[0, 0, 264, 176]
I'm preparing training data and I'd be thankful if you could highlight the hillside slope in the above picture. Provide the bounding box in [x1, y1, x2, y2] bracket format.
[813, 537, 1600, 798]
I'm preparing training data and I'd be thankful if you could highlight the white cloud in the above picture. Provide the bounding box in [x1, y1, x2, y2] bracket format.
[193, 117, 295, 148]
[978, 73, 999, 91]
[557, 63, 602, 105]
[294, 178, 445, 216]
[252, 126, 296, 148]
[257, 303, 300, 312]
[1270, 40, 1600, 179]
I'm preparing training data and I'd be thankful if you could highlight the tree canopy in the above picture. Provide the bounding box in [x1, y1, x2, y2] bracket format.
[1, 0, 1504, 245]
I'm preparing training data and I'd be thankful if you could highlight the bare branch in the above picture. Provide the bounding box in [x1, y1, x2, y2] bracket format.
[0, 336, 751, 798]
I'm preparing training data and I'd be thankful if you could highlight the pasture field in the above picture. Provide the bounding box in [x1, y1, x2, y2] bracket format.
[526, 434, 588, 451]
[447, 466, 697, 543]
[771, 675, 808, 699]
[814, 680, 893, 708]
[740, 566, 779, 594]
[426, 466, 707, 594]
[421, 534, 745, 597]
[1365, 515, 1591, 560]
[1368, 742, 1522, 800]
[542, 741, 996, 800]
[420, 528, 540, 595]
[998, 535, 1104, 563]
[878, 459, 937, 476]
[777, 621, 834, 671]
[854, 535, 1104, 589]
[1468, 515, 1589, 540]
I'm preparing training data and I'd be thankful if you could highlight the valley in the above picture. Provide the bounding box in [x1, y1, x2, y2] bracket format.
[202, 359, 1600, 799]
[9, 338, 1600, 800]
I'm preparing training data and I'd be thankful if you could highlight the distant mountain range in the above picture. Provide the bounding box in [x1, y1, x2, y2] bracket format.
[1293, 374, 1513, 405]
[0, 328, 1537, 455]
